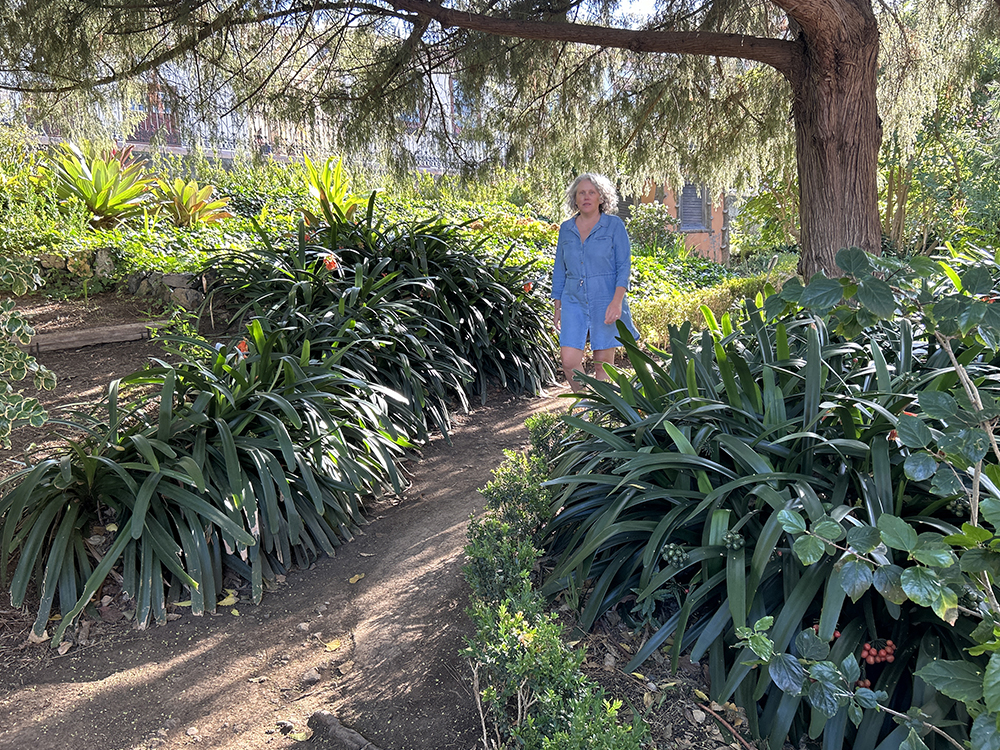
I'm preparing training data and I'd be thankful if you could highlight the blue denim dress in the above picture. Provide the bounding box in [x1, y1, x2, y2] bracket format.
[551, 213, 639, 351]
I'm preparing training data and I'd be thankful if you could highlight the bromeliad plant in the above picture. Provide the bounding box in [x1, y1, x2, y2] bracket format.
[0, 319, 411, 642]
[40, 142, 157, 229]
[155, 178, 234, 227]
[539, 243, 1000, 749]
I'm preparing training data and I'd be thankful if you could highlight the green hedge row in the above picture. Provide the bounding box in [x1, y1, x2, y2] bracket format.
[462, 413, 650, 749]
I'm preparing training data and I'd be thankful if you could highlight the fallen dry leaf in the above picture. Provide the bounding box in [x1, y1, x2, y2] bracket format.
[174, 600, 193, 607]
[348, 573, 365, 584]
[27, 629, 50, 644]
[693, 688, 710, 702]
[324, 639, 341, 652]
[57, 641, 73, 655]
[231, 608, 240, 616]
[218, 590, 238, 607]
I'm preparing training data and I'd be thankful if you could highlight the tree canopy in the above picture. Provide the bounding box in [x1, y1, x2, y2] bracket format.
[2, 1, 997, 274]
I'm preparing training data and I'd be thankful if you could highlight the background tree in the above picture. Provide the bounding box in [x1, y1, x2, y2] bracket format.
[0, 1, 995, 275]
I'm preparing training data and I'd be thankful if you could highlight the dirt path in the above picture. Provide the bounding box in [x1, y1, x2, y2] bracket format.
[0, 384, 571, 750]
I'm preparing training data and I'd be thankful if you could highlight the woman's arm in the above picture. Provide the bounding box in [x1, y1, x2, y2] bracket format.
[612, 217, 632, 290]
[552, 224, 568, 328]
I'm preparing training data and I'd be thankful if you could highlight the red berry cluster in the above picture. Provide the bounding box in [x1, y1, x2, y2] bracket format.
[811, 624, 842, 638]
[861, 640, 895, 665]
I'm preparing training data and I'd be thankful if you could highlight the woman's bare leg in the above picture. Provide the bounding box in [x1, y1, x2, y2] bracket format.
[561, 346, 585, 391]
[593, 348, 616, 381]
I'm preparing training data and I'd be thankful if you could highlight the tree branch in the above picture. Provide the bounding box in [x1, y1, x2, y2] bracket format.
[391, 0, 801, 79]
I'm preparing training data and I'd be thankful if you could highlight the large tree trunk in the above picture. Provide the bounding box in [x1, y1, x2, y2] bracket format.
[790, 7, 882, 279]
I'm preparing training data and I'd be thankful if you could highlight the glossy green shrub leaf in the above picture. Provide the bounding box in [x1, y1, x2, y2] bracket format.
[962, 265, 994, 296]
[939, 428, 990, 466]
[856, 277, 896, 318]
[839, 560, 873, 602]
[960, 549, 1000, 578]
[919, 390, 958, 420]
[854, 687, 879, 709]
[769, 653, 806, 694]
[799, 275, 845, 311]
[807, 677, 841, 718]
[873, 564, 907, 604]
[813, 516, 845, 542]
[899, 728, 931, 750]
[793, 535, 827, 565]
[900, 566, 944, 607]
[931, 469, 966, 497]
[914, 660, 985, 703]
[911, 536, 955, 567]
[841, 655, 860, 686]
[778, 509, 807, 534]
[986, 653, 1000, 713]
[878, 514, 918, 551]
[846, 525, 881, 555]
[836, 247, 872, 278]
[971, 713, 1000, 750]
[904, 452, 938, 481]
[897, 414, 933, 449]
[795, 628, 830, 660]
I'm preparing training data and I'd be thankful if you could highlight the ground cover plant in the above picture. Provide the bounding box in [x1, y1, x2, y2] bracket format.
[536, 242, 1000, 749]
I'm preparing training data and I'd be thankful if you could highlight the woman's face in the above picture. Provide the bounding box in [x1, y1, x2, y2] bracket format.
[575, 180, 601, 215]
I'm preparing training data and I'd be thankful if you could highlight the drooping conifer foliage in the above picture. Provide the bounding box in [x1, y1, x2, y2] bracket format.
[0, 1, 996, 275]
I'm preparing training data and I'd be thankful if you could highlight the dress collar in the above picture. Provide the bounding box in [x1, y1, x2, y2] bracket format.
[568, 212, 611, 238]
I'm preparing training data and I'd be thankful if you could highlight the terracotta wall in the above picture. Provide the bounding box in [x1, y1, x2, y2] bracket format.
[639, 184, 729, 265]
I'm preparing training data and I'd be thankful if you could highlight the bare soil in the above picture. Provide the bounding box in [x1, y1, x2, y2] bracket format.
[0, 292, 751, 750]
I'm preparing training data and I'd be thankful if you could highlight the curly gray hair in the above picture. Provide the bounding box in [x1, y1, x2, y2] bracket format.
[563, 172, 619, 216]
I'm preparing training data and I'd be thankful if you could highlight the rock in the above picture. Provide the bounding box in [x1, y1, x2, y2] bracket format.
[691, 709, 706, 724]
[337, 661, 354, 675]
[186, 726, 199, 736]
[38, 254, 66, 270]
[297, 622, 310, 632]
[93, 249, 115, 278]
[66, 255, 92, 277]
[308, 711, 387, 750]
[169, 286, 203, 310]
[302, 667, 322, 685]
[602, 652, 616, 669]
[162, 273, 194, 288]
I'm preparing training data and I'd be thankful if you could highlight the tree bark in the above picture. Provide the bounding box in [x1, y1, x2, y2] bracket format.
[776, 0, 883, 277]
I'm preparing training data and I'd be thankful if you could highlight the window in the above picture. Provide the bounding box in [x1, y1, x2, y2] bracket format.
[678, 181, 711, 232]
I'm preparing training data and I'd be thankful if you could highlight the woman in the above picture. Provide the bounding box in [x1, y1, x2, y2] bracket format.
[551, 172, 639, 391]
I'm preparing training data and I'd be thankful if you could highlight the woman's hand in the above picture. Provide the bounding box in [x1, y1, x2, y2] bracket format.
[553, 305, 561, 330]
[604, 299, 623, 326]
